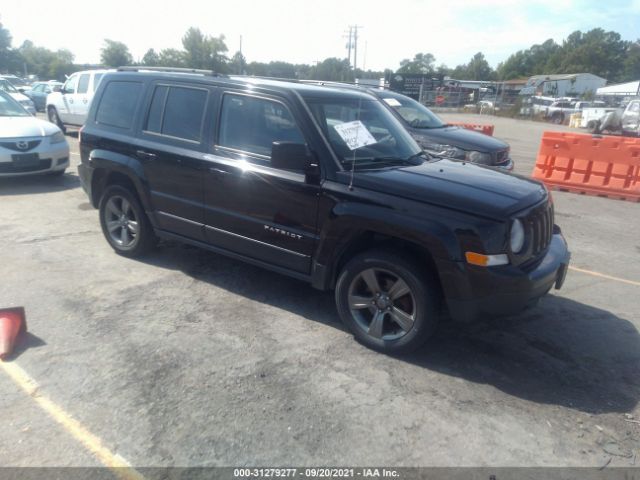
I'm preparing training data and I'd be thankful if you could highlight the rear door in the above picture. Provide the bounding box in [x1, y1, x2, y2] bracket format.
[136, 82, 214, 241]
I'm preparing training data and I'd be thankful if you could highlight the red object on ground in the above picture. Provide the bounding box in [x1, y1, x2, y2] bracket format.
[449, 122, 495, 136]
[0, 307, 26, 360]
[532, 131, 640, 202]
[435, 95, 446, 105]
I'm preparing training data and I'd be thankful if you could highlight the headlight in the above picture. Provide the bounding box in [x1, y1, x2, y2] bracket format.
[510, 219, 525, 254]
[421, 143, 465, 159]
[50, 131, 66, 144]
[465, 150, 493, 165]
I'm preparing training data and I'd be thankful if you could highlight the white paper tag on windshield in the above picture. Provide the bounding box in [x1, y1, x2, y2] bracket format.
[333, 120, 377, 150]
[383, 98, 402, 107]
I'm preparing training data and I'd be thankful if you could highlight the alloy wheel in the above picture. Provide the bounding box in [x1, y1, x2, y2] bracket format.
[104, 195, 140, 248]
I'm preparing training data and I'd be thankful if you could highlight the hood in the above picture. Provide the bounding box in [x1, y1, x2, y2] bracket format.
[353, 159, 547, 220]
[0, 116, 60, 138]
[409, 125, 508, 152]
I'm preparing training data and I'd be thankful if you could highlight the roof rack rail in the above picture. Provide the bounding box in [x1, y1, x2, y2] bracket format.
[116, 66, 226, 77]
[232, 75, 300, 83]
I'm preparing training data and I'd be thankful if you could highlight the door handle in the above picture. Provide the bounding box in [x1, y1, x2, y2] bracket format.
[82, 98, 88, 104]
[136, 150, 157, 160]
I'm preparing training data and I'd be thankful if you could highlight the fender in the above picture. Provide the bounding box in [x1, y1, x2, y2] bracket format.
[88, 149, 156, 225]
[311, 200, 461, 290]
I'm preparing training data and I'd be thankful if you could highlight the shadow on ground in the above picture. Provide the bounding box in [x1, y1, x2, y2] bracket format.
[0, 172, 80, 196]
[138, 241, 640, 415]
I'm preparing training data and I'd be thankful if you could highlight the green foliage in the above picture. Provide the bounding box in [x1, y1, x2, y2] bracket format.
[624, 41, 640, 81]
[100, 39, 133, 67]
[451, 52, 496, 80]
[397, 53, 435, 74]
[230, 51, 246, 74]
[181, 27, 228, 72]
[142, 48, 160, 66]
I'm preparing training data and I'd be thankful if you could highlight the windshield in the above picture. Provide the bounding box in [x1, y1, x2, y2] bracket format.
[0, 79, 19, 94]
[0, 91, 30, 116]
[305, 97, 424, 167]
[379, 94, 445, 129]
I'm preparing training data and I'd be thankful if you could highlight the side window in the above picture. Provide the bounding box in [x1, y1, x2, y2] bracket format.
[33, 84, 44, 93]
[92, 74, 104, 92]
[143, 85, 207, 142]
[64, 75, 78, 94]
[77, 74, 90, 94]
[218, 94, 305, 158]
[95, 81, 142, 129]
[628, 102, 640, 113]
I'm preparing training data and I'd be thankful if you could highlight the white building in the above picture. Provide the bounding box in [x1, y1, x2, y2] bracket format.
[596, 80, 640, 97]
[519, 73, 607, 97]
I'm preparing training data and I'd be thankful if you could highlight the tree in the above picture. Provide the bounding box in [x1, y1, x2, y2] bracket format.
[100, 39, 133, 67]
[308, 58, 353, 82]
[558, 29, 627, 81]
[18, 41, 74, 80]
[0, 21, 22, 74]
[397, 53, 435, 74]
[157, 48, 186, 67]
[623, 40, 640, 82]
[230, 51, 246, 74]
[142, 48, 160, 66]
[451, 52, 495, 80]
[181, 27, 228, 72]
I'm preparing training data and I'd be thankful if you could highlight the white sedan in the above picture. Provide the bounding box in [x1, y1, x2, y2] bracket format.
[0, 90, 69, 177]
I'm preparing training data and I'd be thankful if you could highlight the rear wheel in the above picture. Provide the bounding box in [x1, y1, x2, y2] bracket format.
[99, 185, 156, 257]
[47, 107, 66, 133]
[587, 120, 600, 134]
[335, 249, 441, 354]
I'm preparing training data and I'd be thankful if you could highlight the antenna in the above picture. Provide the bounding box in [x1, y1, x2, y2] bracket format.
[348, 95, 363, 191]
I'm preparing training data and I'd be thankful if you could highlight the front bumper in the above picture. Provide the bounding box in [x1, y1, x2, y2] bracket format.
[438, 230, 570, 322]
[0, 143, 70, 177]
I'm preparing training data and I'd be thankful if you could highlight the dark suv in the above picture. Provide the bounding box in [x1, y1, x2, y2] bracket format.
[78, 67, 570, 354]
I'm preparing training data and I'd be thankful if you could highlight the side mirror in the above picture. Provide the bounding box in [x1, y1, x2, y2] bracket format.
[271, 142, 313, 171]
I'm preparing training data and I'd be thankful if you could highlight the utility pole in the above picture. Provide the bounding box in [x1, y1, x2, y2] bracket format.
[343, 27, 353, 66]
[351, 25, 363, 71]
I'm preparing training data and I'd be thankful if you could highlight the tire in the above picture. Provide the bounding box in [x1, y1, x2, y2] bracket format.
[47, 106, 66, 133]
[99, 185, 156, 257]
[551, 113, 564, 125]
[586, 120, 600, 134]
[335, 249, 441, 354]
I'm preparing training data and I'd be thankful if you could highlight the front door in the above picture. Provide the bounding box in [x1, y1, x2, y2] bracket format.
[71, 73, 91, 125]
[203, 92, 320, 274]
[58, 73, 78, 124]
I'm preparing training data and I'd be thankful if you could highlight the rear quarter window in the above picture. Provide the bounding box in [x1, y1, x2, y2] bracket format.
[95, 81, 142, 129]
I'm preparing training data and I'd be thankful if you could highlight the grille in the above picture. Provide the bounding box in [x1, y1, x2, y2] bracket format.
[526, 202, 554, 256]
[0, 140, 42, 152]
[0, 159, 51, 173]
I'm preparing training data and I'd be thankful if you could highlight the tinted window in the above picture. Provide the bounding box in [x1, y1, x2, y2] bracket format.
[144, 85, 168, 134]
[33, 84, 45, 93]
[162, 87, 207, 142]
[93, 74, 104, 92]
[219, 94, 304, 157]
[95, 81, 142, 129]
[77, 74, 90, 94]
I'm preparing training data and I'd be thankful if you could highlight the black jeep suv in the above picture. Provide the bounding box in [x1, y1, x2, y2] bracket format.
[78, 67, 570, 354]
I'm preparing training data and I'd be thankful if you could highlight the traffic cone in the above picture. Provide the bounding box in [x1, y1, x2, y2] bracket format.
[0, 307, 26, 361]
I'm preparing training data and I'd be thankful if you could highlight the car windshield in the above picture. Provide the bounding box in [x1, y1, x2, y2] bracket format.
[0, 79, 19, 94]
[304, 96, 425, 168]
[5, 76, 28, 88]
[378, 93, 446, 129]
[0, 91, 30, 117]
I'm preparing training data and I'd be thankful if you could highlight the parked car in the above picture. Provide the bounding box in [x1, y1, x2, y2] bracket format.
[621, 99, 640, 136]
[23, 81, 63, 112]
[0, 74, 30, 92]
[297, 81, 513, 170]
[0, 90, 69, 177]
[0, 78, 36, 115]
[46, 69, 108, 132]
[78, 68, 570, 354]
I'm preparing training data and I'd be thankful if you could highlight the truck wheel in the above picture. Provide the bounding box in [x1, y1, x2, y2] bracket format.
[335, 249, 440, 354]
[99, 185, 156, 257]
[47, 107, 66, 133]
[552, 113, 564, 124]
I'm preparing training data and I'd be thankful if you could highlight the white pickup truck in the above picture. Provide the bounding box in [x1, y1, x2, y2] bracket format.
[580, 100, 640, 136]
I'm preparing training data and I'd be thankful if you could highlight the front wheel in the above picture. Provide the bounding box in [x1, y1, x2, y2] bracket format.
[335, 249, 441, 354]
[99, 185, 156, 257]
[47, 107, 66, 133]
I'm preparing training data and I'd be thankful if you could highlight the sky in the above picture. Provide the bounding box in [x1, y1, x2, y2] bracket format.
[1, 0, 639, 71]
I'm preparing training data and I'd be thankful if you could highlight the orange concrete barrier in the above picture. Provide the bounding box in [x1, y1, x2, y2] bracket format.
[532, 131, 640, 202]
[449, 122, 494, 136]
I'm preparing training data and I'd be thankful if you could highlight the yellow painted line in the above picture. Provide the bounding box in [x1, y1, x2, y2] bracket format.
[569, 266, 640, 287]
[0, 361, 145, 480]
